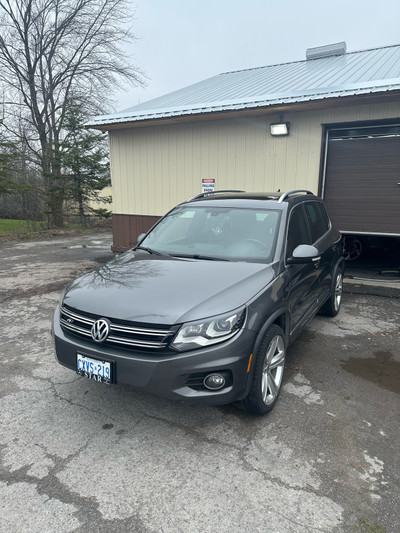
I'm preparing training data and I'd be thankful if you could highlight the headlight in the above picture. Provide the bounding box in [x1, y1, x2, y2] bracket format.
[171, 308, 246, 351]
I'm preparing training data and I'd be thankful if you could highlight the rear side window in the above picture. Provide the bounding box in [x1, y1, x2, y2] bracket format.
[304, 202, 330, 242]
[286, 205, 312, 258]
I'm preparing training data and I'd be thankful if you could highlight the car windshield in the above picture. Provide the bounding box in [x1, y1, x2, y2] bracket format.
[139, 205, 281, 263]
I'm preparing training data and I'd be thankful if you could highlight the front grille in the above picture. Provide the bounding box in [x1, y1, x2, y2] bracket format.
[60, 305, 178, 350]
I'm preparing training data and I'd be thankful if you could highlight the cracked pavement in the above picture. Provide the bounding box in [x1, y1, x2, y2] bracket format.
[0, 232, 399, 532]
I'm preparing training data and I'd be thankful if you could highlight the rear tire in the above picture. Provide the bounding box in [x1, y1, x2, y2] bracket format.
[320, 268, 343, 317]
[243, 325, 286, 416]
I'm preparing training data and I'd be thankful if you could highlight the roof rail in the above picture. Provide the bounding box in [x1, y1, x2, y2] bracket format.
[188, 189, 245, 201]
[278, 190, 314, 203]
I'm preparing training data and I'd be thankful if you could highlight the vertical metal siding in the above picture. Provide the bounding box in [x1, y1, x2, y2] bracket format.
[109, 101, 400, 217]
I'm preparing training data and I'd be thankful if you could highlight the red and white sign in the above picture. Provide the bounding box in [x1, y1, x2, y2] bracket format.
[202, 178, 215, 194]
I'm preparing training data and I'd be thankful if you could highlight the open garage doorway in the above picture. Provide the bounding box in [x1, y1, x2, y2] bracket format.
[321, 122, 400, 282]
[343, 234, 400, 282]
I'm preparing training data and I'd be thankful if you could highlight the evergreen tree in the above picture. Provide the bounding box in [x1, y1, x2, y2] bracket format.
[61, 103, 111, 225]
[0, 140, 29, 195]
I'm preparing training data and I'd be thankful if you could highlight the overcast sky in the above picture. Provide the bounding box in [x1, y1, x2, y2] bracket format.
[114, 0, 400, 111]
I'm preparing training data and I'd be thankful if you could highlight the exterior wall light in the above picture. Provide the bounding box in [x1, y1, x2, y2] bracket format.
[270, 122, 290, 136]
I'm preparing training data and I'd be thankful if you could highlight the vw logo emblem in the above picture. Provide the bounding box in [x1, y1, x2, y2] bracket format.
[91, 319, 110, 343]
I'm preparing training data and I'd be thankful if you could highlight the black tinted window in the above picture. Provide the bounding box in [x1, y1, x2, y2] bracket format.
[304, 202, 330, 242]
[286, 205, 312, 258]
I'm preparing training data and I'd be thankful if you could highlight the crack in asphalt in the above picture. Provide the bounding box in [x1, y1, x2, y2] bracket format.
[0, 451, 151, 533]
[50, 382, 105, 418]
[1, 370, 345, 533]
[142, 411, 325, 497]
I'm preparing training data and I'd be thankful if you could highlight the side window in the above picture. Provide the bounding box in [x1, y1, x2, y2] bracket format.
[304, 202, 330, 243]
[286, 205, 312, 258]
[316, 203, 331, 233]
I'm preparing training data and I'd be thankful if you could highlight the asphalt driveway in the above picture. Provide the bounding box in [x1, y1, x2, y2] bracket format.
[0, 232, 399, 533]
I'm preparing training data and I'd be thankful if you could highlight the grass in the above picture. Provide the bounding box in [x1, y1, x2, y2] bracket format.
[0, 219, 47, 235]
[0, 218, 108, 241]
[0, 219, 90, 234]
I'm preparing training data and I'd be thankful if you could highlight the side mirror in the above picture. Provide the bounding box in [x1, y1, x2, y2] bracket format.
[136, 233, 146, 245]
[287, 244, 320, 264]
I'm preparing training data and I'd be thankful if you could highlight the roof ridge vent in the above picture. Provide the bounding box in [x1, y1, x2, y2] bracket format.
[306, 41, 347, 60]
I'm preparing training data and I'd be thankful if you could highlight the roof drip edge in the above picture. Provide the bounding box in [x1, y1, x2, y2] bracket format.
[87, 82, 400, 127]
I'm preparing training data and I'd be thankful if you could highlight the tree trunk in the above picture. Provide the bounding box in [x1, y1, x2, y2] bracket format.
[42, 138, 64, 228]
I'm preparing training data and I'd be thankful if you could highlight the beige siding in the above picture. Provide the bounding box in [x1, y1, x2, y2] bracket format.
[87, 186, 113, 212]
[109, 101, 400, 216]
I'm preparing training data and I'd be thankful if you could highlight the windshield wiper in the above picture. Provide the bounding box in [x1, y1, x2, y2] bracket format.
[134, 246, 169, 257]
[173, 253, 230, 261]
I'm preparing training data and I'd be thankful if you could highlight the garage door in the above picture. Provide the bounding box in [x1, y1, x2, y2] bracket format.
[322, 126, 400, 236]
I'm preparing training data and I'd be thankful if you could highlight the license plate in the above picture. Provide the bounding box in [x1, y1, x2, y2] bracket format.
[77, 354, 111, 384]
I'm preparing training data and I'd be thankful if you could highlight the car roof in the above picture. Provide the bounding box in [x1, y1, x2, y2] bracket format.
[183, 190, 318, 208]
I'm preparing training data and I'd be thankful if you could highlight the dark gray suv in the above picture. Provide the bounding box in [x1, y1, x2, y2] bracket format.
[53, 190, 344, 415]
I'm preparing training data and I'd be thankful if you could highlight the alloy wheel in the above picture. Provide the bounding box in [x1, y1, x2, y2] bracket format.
[261, 335, 286, 406]
[334, 272, 343, 312]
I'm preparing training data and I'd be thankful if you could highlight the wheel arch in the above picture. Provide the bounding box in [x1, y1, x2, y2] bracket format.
[333, 256, 345, 281]
[241, 321, 287, 414]
[241, 308, 289, 400]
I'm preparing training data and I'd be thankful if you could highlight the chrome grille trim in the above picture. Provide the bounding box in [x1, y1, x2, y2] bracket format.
[62, 307, 94, 326]
[60, 319, 92, 337]
[60, 306, 176, 350]
[111, 324, 171, 337]
[107, 336, 168, 348]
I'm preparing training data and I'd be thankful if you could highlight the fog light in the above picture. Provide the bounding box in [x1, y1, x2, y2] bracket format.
[203, 373, 226, 391]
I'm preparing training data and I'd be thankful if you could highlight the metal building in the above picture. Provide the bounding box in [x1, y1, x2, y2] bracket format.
[88, 43, 400, 252]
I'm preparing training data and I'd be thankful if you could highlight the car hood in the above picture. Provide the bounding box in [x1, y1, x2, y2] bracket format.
[63, 250, 276, 324]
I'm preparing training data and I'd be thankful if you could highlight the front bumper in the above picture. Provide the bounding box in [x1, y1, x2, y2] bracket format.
[52, 307, 257, 405]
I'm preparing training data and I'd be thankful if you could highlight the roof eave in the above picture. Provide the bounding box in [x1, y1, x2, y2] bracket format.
[88, 89, 400, 132]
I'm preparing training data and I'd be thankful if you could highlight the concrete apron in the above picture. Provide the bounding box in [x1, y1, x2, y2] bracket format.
[344, 267, 400, 298]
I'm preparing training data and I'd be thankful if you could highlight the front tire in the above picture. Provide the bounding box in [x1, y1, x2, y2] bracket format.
[243, 325, 286, 416]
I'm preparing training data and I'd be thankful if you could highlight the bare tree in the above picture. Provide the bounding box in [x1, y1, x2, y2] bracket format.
[0, 0, 142, 226]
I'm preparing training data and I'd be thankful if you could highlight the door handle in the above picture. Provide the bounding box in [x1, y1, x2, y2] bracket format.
[312, 257, 321, 269]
